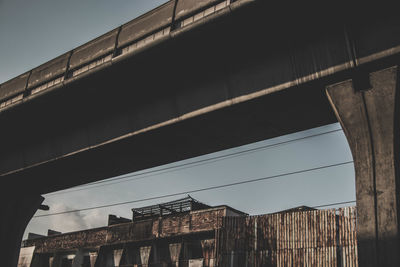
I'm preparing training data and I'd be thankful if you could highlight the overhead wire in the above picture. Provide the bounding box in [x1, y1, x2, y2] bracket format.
[312, 200, 356, 209]
[45, 128, 344, 196]
[33, 160, 354, 218]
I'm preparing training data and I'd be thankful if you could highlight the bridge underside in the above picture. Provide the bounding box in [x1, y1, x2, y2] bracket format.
[1, 2, 400, 266]
[1, 76, 338, 194]
[2, 2, 399, 194]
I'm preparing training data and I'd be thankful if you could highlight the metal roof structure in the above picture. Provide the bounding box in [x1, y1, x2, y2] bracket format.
[131, 195, 211, 220]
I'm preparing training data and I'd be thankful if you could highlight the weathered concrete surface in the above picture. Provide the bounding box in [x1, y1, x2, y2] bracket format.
[17, 246, 35, 267]
[169, 243, 182, 267]
[89, 252, 98, 267]
[175, 0, 221, 20]
[0, 192, 43, 267]
[0, 2, 399, 201]
[27, 53, 69, 89]
[4, 1, 400, 195]
[69, 29, 119, 70]
[0, 0, 349, 194]
[117, 1, 174, 48]
[113, 249, 123, 267]
[0, 72, 29, 101]
[326, 66, 400, 266]
[1, 1, 400, 266]
[140, 246, 151, 266]
[201, 239, 215, 266]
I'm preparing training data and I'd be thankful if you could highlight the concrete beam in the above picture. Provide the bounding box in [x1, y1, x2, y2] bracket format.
[326, 66, 400, 266]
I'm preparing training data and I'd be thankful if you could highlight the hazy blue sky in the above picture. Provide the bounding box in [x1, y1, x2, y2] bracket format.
[0, 0, 169, 83]
[0, 0, 356, 239]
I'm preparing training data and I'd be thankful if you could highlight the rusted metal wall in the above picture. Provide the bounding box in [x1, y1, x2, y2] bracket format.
[23, 227, 108, 254]
[217, 207, 357, 267]
[24, 207, 357, 266]
[24, 208, 224, 253]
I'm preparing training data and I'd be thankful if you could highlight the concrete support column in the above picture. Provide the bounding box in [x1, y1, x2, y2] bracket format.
[113, 249, 124, 267]
[17, 246, 35, 267]
[169, 243, 182, 267]
[201, 240, 215, 267]
[49, 255, 59, 267]
[89, 252, 98, 267]
[0, 192, 44, 267]
[140, 246, 151, 267]
[326, 66, 400, 267]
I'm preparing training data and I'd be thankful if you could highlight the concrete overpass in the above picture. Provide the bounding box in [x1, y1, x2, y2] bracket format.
[1, 0, 399, 266]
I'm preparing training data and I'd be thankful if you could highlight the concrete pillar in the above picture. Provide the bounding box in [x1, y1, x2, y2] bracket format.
[49, 256, 54, 267]
[326, 66, 400, 267]
[17, 246, 35, 267]
[113, 249, 124, 267]
[200, 240, 215, 267]
[169, 243, 182, 267]
[140, 246, 151, 267]
[89, 252, 98, 267]
[0, 193, 43, 267]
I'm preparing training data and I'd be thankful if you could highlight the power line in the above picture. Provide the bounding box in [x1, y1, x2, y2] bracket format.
[34, 160, 353, 218]
[312, 200, 356, 209]
[46, 128, 343, 196]
[78, 128, 343, 187]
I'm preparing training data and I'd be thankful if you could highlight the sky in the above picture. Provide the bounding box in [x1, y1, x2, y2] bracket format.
[0, 0, 169, 83]
[0, 0, 356, 240]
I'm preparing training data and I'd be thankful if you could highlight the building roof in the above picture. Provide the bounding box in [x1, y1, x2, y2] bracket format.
[274, 205, 316, 214]
[212, 205, 248, 216]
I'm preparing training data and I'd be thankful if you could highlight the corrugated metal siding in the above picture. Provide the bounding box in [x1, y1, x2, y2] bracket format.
[217, 207, 358, 267]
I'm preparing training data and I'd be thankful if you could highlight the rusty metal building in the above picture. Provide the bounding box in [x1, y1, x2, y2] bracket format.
[19, 198, 358, 267]
[20, 196, 246, 267]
